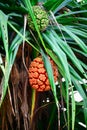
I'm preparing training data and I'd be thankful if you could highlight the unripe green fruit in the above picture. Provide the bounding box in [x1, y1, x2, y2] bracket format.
[28, 6, 49, 31]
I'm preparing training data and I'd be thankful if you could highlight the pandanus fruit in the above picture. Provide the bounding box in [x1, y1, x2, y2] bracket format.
[28, 56, 58, 91]
[28, 5, 49, 31]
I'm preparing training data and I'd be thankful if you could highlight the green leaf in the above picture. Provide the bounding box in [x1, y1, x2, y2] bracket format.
[71, 89, 75, 130]
[0, 29, 24, 106]
[56, 10, 87, 19]
[0, 2, 28, 14]
[42, 32, 71, 129]
[42, 31, 71, 83]
[79, 60, 87, 70]
[0, 10, 9, 60]
[62, 26, 87, 53]
[47, 49, 65, 76]
[40, 48, 58, 106]
[69, 65, 82, 81]
[44, 0, 72, 13]
[53, 0, 72, 14]
[50, 29, 86, 78]
[66, 26, 87, 39]
[71, 75, 87, 128]
[9, 29, 24, 52]
[9, 29, 25, 65]
[28, 0, 38, 5]
[72, 48, 87, 57]
[8, 21, 39, 52]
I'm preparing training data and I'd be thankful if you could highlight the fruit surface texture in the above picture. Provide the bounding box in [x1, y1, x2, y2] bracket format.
[28, 5, 49, 31]
[28, 56, 58, 91]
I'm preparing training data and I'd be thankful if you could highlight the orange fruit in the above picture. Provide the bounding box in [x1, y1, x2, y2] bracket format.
[28, 56, 58, 91]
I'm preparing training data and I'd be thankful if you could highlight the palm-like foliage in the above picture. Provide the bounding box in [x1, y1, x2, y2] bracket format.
[0, 0, 87, 130]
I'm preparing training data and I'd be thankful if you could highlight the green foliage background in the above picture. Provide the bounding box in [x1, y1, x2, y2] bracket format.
[0, 0, 87, 130]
